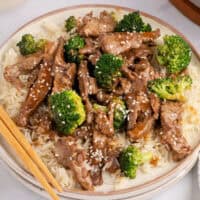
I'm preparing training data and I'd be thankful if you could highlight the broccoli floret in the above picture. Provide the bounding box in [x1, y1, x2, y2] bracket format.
[94, 54, 123, 89]
[113, 98, 127, 130]
[64, 35, 85, 64]
[17, 34, 46, 56]
[115, 11, 152, 32]
[36, 39, 47, 50]
[49, 90, 86, 135]
[119, 146, 152, 179]
[156, 35, 192, 73]
[148, 75, 192, 101]
[65, 16, 77, 32]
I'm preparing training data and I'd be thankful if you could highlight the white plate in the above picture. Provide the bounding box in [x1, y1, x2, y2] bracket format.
[0, 4, 200, 200]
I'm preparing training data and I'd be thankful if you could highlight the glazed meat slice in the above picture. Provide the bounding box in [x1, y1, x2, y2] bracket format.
[74, 125, 92, 139]
[91, 131, 120, 165]
[88, 50, 101, 65]
[126, 91, 154, 140]
[89, 131, 107, 166]
[100, 29, 160, 55]
[149, 93, 160, 119]
[84, 99, 94, 124]
[29, 105, 52, 134]
[105, 157, 120, 173]
[55, 137, 94, 190]
[79, 38, 99, 55]
[54, 37, 68, 68]
[4, 53, 43, 90]
[96, 90, 113, 104]
[113, 77, 132, 95]
[123, 59, 159, 140]
[122, 44, 154, 66]
[94, 102, 115, 136]
[78, 11, 116, 37]
[17, 57, 53, 127]
[160, 101, 191, 160]
[89, 131, 120, 184]
[133, 44, 154, 59]
[78, 60, 98, 99]
[128, 117, 154, 140]
[52, 37, 77, 93]
[52, 63, 76, 93]
[90, 167, 103, 186]
[122, 59, 158, 91]
[78, 60, 98, 123]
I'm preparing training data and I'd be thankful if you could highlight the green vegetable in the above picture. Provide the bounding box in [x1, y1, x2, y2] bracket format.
[115, 11, 152, 32]
[36, 39, 47, 50]
[119, 146, 152, 179]
[148, 75, 192, 101]
[64, 35, 85, 64]
[113, 98, 127, 130]
[17, 34, 46, 55]
[65, 16, 77, 32]
[93, 103, 108, 112]
[94, 54, 123, 89]
[49, 90, 86, 135]
[156, 35, 192, 73]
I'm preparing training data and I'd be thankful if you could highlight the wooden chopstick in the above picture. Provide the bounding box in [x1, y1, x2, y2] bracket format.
[0, 120, 59, 200]
[0, 106, 62, 193]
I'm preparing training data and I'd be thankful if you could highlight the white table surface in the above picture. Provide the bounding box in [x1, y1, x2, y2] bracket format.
[0, 0, 199, 199]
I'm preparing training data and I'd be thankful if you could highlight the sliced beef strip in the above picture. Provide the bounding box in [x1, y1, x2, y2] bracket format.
[84, 99, 94, 124]
[90, 167, 103, 186]
[100, 29, 160, 55]
[160, 101, 191, 161]
[88, 50, 101, 65]
[53, 37, 68, 68]
[74, 125, 92, 139]
[122, 44, 154, 66]
[89, 131, 107, 166]
[90, 131, 121, 166]
[133, 44, 154, 59]
[4, 53, 43, 90]
[26, 67, 40, 88]
[52, 37, 77, 93]
[105, 157, 120, 173]
[124, 59, 159, 140]
[18, 58, 54, 127]
[55, 137, 94, 190]
[113, 77, 132, 95]
[126, 91, 152, 128]
[79, 38, 99, 55]
[29, 105, 52, 134]
[122, 59, 157, 91]
[94, 102, 115, 137]
[128, 117, 154, 141]
[52, 63, 76, 93]
[78, 11, 116, 37]
[89, 131, 120, 183]
[78, 60, 98, 123]
[96, 90, 113, 104]
[78, 60, 98, 99]
[149, 93, 160, 119]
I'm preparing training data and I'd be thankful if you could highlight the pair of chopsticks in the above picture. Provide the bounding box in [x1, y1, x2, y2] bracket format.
[0, 105, 62, 200]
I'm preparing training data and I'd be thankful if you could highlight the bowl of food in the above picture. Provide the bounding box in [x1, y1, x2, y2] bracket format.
[0, 4, 200, 200]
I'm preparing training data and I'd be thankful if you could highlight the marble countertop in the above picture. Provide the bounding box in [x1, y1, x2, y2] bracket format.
[0, 0, 199, 199]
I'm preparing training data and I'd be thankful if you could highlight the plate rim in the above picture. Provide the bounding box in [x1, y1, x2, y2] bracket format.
[0, 3, 200, 197]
